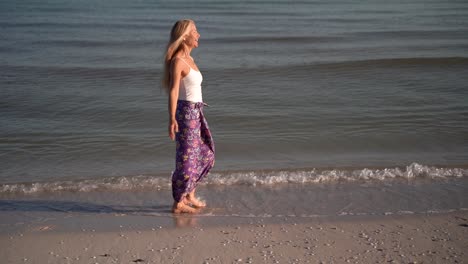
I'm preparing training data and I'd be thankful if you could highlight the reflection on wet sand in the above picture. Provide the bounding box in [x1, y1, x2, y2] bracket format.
[172, 214, 199, 228]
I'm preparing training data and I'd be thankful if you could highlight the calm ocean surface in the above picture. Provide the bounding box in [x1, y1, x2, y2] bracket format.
[1, 0, 468, 219]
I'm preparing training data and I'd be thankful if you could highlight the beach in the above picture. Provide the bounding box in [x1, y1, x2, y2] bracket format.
[1, 211, 467, 263]
[2, 0, 468, 262]
[2, 171, 467, 263]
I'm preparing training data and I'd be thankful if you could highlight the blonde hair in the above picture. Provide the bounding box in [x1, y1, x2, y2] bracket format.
[161, 19, 194, 93]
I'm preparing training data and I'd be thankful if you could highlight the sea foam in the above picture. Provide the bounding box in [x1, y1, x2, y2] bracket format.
[0, 163, 466, 194]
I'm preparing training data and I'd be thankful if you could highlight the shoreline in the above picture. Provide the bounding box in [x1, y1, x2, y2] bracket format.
[1, 211, 467, 263]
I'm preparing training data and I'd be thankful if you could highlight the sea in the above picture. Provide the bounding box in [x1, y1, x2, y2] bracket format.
[1, 0, 468, 229]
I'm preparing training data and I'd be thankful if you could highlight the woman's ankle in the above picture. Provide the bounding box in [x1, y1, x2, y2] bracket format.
[172, 200, 197, 214]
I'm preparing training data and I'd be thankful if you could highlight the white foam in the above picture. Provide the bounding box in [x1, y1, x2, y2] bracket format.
[0, 176, 170, 194]
[204, 163, 467, 186]
[1, 163, 466, 194]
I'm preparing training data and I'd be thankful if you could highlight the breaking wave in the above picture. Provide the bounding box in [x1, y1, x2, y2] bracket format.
[1, 163, 467, 194]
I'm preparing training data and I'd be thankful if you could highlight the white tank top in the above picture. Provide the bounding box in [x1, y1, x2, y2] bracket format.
[178, 58, 203, 103]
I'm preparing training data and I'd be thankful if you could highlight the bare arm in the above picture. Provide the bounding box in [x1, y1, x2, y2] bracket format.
[168, 58, 188, 140]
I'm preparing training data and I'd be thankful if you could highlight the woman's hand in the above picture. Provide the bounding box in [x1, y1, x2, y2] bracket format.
[169, 119, 179, 140]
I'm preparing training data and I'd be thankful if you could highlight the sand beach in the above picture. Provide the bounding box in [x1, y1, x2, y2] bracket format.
[2, 0, 468, 263]
[1, 211, 467, 263]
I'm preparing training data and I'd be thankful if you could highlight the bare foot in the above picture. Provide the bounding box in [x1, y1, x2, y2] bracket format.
[172, 201, 198, 214]
[186, 196, 206, 208]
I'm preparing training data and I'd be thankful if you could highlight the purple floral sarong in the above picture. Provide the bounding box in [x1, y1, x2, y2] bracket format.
[172, 100, 215, 202]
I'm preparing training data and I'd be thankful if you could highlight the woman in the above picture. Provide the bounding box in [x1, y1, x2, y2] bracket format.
[162, 19, 215, 214]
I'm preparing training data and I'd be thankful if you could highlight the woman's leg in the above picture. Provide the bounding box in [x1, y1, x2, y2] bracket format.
[186, 144, 214, 208]
[172, 120, 199, 213]
[186, 188, 206, 208]
[172, 102, 214, 213]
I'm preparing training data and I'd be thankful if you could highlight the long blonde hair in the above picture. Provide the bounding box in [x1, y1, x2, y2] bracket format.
[162, 19, 194, 93]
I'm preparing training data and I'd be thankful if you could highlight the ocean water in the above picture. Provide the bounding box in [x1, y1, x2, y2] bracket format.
[1, 0, 468, 223]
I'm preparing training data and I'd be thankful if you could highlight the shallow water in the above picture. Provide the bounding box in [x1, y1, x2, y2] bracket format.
[1, 177, 467, 232]
[1, 0, 468, 220]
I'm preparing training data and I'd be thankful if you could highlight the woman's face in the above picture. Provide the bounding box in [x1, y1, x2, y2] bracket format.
[185, 23, 200, 48]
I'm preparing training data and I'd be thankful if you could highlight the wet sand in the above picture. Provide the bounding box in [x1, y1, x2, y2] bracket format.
[1, 211, 467, 263]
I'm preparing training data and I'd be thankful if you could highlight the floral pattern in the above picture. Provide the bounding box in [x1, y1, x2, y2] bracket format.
[172, 100, 215, 202]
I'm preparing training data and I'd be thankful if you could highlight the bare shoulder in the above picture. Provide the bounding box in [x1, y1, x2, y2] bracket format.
[171, 56, 187, 67]
[171, 57, 189, 75]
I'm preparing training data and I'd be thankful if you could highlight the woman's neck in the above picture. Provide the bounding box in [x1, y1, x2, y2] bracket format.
[179, 46, 192, 59]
